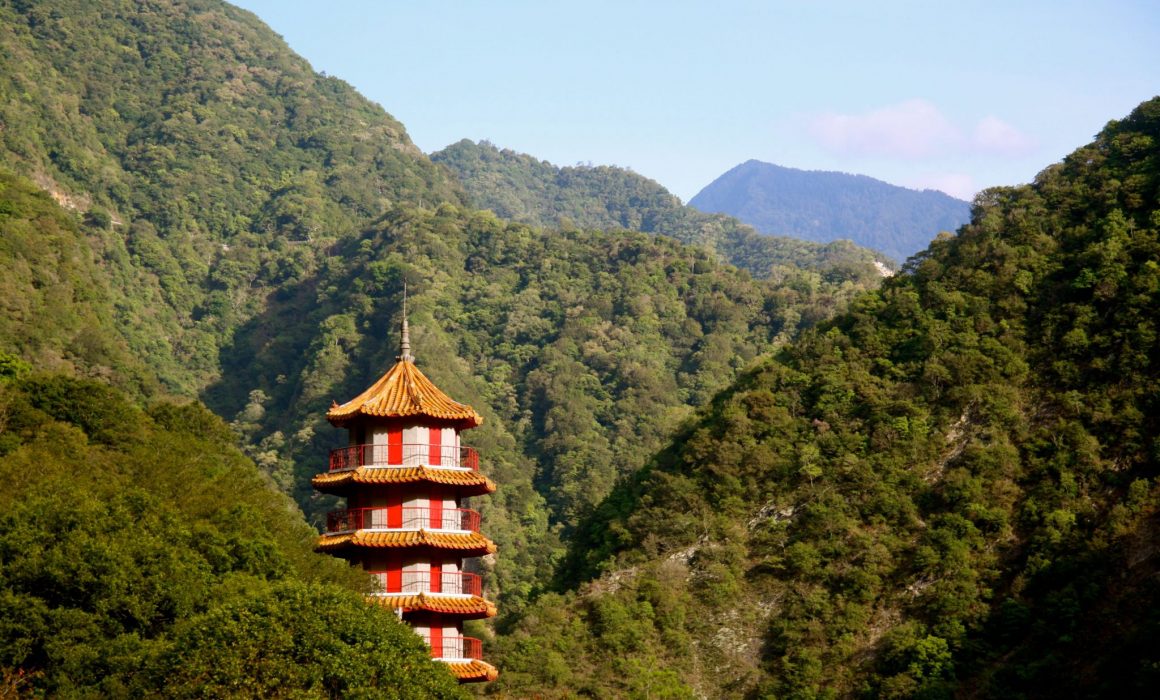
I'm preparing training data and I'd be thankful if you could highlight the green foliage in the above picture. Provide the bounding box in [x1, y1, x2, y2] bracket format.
[0, 375, 464, 698]
[155, 581, 462, 699]
[0, 0, 891, 668]
[0, 352, 30, 382]
[0, 171, 158, 395]
[433, 139, 891, 280]
[489, 99, 1160, 698]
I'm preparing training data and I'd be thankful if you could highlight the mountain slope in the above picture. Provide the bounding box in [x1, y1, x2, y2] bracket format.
[0, 0, 461, 394]
[489, 99, 1160, 698]
[690, 160, 972, 262]
[432, 139, 890, 280]
[0, 170, 159, 395]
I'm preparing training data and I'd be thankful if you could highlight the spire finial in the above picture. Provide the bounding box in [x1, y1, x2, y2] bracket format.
[398, 281, 414, 362]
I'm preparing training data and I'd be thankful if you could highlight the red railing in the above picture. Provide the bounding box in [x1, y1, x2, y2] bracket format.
[329, 443, 479, 471]
[429, 636, 483, 660]
[326, 506, 481, 533]
[368, 570, 482, 596]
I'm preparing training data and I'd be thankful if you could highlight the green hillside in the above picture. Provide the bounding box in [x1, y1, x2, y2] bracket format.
[0, 170, 159, 395]
[0, 369, 464, 698]
[0, 0, 460, 394]
[0, 0, 880, 405]
[432, 139, 891, 280]
[488, 100, 1160, 698]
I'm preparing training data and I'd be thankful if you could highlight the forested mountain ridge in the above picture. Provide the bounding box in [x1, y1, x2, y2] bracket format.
[488, 100, 1160, 698]
[432, 139, 892, 280]
[690, 159, 972, 262]
[0, 0, 461, 394]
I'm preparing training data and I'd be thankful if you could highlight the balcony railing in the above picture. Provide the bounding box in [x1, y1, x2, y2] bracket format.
[429, 636, 482, 661]
[326, 506, 481, 533]
[329, 443, 479, 471]
[368, 570, 482, 597]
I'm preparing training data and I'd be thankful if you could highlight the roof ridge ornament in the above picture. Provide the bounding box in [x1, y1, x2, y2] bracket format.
[398, 282, 414, 362]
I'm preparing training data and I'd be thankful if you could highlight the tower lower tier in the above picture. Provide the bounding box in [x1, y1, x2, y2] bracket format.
[406, 612, 498, 682]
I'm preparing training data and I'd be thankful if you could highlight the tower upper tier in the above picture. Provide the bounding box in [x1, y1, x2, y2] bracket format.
[327, 356, 482, 429]
[328, 308, 482, 429]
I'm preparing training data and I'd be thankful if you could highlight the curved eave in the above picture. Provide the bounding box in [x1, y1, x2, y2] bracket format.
[446, 659, 499, 683]
[312, 466, 496, 497]
[316, 530, 497, 557]
[327, 359, 483, 429]
[371, 593, 497, 619]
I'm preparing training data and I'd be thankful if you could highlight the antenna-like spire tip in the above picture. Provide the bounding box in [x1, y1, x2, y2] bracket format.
[397, 283, 414, 362]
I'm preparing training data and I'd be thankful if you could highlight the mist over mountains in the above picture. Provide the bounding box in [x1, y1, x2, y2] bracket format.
[690, 160, 973, 262]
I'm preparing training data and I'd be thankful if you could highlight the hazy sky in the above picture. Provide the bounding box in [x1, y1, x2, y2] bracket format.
[230, 1, 1158, 202]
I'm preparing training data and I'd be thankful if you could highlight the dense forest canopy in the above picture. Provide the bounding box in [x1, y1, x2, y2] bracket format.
[0, 170, 159, 395]
[690, 159, 972, 263]
[0, 0, 462, 395]
[0, 368, 466, 698]
[486, 99, 1160, 698]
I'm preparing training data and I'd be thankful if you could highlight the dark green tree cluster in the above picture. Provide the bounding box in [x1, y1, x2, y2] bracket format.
[487, 100, 1160, 698]
[689, 160, 972, 262]
[0, 369, 465, 698]
[433, 139, 892, 279]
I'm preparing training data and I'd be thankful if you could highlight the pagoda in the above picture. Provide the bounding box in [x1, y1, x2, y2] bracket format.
[312, 307, 499, 683]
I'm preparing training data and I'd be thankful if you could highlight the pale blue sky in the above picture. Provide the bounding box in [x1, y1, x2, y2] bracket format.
[231, 0, 1158, 201]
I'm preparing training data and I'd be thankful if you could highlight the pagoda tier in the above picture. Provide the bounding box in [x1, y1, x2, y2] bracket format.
[316, 530, 497, 557]
[370, 593, 497, 619]
[446, 660, 500, 683]
[326, 350, 483, 429]
[314, 309, 498, 683]
[312, 460, 496, 497]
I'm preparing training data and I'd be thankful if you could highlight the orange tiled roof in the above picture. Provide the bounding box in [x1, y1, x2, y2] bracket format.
[446, 659, 499, 683]
[370, 592, 497, 619]
[312, 466, 496, 496]
[327, 359, 482, 428]
[316, 530, 496, 555]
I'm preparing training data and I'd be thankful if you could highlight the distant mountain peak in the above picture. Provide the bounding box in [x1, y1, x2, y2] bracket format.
[690, 160, 971, 261]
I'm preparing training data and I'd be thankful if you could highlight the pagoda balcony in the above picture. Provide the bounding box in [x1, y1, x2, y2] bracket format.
[430, 636, 483, 661]
[326, 506, 481, 533]
[368, 570, 482, 597]
[329, 444, 479, 472]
